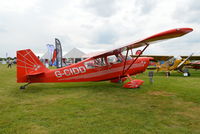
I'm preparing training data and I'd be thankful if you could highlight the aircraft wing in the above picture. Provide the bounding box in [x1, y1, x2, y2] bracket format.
[85, 28, 193, 59]
[190, 62, 200, 68]
[190, 61, 200, 65]
[181, 56, 200, 60]
[131, 55, 173, 61]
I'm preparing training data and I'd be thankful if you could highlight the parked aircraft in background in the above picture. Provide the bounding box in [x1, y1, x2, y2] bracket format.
[134, 53, 200, 76]
[16, 28, 193, 89]
[155, 53, 194, 76]
[187, 61, 200, 70]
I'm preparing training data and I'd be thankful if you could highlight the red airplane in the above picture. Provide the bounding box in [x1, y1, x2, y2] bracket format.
[188, 61, 200, 69]
[17, 28, 193, 89]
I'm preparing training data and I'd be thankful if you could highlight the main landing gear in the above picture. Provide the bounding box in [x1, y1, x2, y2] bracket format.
[183, 69, 190, 77]
[183, 72, 190, 77]
[110, 77, 127, 83]
[120, 44, 148, 89]
[20, 83, 31, 90]
[123, 74, 144, 89]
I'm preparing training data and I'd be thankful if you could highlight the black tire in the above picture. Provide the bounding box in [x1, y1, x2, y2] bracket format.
[186, 72, 191, 77]
[20, 86, 25, 90]
[188, 72, 191, 76]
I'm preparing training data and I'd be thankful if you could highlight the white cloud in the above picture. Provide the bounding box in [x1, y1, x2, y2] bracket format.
[84, 0, 118, 17]
[0, 0, 199, 57]
[0, 0, 39, 13]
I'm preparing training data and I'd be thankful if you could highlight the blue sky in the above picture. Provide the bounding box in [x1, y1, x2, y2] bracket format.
[0, 0, 199, 57]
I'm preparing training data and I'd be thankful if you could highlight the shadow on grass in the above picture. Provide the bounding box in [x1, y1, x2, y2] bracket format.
[150, 69, 200, 78]
[18, 81, 127, 94]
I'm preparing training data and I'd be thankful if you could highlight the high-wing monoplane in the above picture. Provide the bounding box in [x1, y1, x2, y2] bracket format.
[135, 53, 199, 76]
[186, 61, 200, 70]
[154, 53, 194, 76]
[17, 28, 193, 89]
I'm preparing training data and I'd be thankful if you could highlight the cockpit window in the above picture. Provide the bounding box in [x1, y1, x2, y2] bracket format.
[107, 55, 123, 64]
[84, 58, 106, 69]
[167, 57, 175, 66]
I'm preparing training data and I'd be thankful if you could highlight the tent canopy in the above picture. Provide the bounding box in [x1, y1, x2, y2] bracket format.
[64, 48, 85, 59]
[41, 51, 52, 60]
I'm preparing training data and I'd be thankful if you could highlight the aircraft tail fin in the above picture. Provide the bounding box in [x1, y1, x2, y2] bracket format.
[17, 49, 48, 83]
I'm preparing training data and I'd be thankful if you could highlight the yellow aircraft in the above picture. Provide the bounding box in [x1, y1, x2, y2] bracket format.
[132, 53, 194, 76]
[156, 54, 193, 76]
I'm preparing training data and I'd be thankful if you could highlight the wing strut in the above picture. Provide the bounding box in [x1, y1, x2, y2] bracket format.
[121, 43, 149, 77]
[121, 49, 129, 75]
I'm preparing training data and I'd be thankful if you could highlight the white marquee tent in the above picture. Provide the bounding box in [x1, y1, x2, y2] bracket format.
[41, 50, 53, 61]
[63, 48, 86, 63]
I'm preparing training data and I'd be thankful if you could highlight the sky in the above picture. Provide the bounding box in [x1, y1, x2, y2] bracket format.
[0, 0, 199, 57]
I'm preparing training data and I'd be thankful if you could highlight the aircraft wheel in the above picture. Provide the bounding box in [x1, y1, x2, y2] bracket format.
[183, 69, 190, 77]
[187, 72, 191, 76]
[183, 72, 190, 77]
[20, 86, 25, 90]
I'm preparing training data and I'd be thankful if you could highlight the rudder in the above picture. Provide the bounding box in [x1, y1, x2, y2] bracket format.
[17, 49, 48, 83]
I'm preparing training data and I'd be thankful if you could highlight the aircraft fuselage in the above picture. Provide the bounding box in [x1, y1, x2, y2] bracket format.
[28, 57, 151, 83]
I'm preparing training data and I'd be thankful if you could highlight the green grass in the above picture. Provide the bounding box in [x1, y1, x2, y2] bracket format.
[0, 64, 200, 134]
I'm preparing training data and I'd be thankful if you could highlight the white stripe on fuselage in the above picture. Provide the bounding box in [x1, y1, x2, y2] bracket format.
[57, 62, 146, 81]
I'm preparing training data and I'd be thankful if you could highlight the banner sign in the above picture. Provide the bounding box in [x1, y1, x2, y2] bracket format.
[55, 38, 62, 68]
[47, 44, 55, 60]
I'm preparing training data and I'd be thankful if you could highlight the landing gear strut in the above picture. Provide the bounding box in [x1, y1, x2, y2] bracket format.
[20, 83, 31, 90]
[123, 74, 144, 88]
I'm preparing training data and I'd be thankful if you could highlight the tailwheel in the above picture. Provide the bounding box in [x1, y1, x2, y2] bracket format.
[19, 83, 31, 90]
[20, 86, 26, 90]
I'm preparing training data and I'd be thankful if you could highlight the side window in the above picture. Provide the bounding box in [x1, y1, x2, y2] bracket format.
[95, 57, 106, 66]
[107, 55, 123, 64]
[121, 51, 132, 61]
[84, 58, 106, 69]
[84, 60, 95, 69]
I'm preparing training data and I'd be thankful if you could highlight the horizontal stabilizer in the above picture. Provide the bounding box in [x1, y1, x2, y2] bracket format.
[27, 71, 45, 76]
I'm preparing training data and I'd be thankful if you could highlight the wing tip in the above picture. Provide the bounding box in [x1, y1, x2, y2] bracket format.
[177, 28, 193, 34]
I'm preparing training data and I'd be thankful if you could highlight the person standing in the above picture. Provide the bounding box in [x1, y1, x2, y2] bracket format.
[7, 59, 13, 68]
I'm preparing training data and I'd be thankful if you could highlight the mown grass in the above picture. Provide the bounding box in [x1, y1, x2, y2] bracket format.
[0, 64, 200, 134]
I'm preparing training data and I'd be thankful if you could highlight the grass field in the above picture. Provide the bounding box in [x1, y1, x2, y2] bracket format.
[0, 64, 200, 134]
